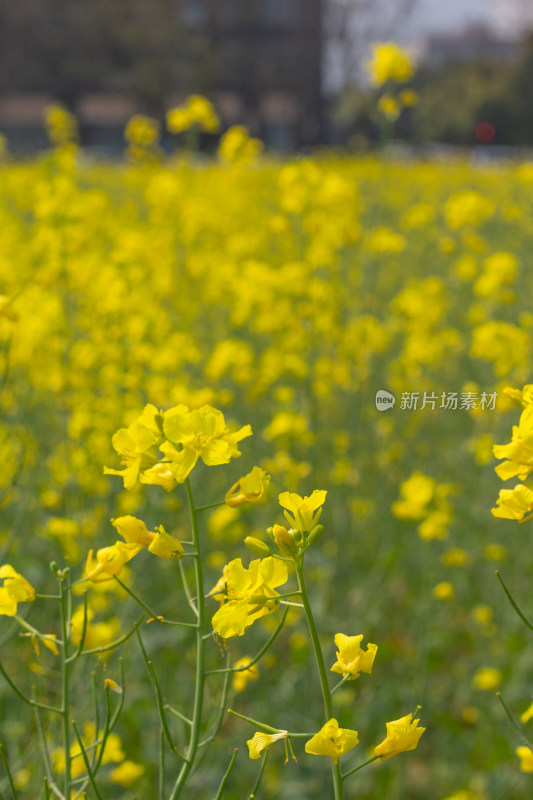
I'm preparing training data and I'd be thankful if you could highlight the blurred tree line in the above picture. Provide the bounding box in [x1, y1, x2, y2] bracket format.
[0, 0, 193, 109]
[334, 32, 533, 147]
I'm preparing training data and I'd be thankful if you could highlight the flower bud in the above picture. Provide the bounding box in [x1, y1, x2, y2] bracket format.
[244, 536, 271, 558]
[308, 524, 324, 545]
[273, 524, 298, 557]
[266, 526, 275, 542]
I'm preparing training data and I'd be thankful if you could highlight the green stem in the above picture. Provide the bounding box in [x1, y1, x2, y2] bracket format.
[295, 554, 343, 800]
[496, 571, 533, 631]
[78, 616, 142, 657]
[250, 750, 268, 798]
[59, 574, 72, 796]
[213, 748, 238, 799]
[32, 688, 65, 800]
[195, 501, 225, 512]
[16, 612, 61, 641]
[0, 742, 19, 799]
[227, 709, 280, 734]
[497, 692, 533, 751]
[342, 754, 381, 780]
[206, 606, 288, 675]
[114, 577, 196, 628]
[168, 477, 206, 799]
[71, 721, 103, 800]
[331, 675, 350, 695]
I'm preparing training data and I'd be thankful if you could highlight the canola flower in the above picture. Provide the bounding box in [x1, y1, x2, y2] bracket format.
[225, 466, 270, 507]
[374, 712, 425, 760]
[278, 489, 327, 532]
[85, 515, 183, 582]
[104, 403, 251, 489]
[0, 565, 35, 616]
[305, 719, 359, 764]
[330, 633, 377, 680]
[211, 556, 288, 638]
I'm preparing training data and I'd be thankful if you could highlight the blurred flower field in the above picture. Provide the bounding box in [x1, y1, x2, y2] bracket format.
[1, 127, 533, 799]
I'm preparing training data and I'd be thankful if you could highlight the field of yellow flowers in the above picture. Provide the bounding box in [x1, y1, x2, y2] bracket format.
[1, 119, 533, 799]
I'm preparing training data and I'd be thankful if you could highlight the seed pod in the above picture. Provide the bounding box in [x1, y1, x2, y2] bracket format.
[244, 536, 271, 558]
[308, 524, 324, 545]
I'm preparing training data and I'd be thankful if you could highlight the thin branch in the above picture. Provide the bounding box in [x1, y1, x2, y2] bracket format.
[206, 606, 289, 675]
[213, 749, 238, 800]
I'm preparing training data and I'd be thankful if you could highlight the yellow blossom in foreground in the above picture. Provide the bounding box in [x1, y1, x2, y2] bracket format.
[365, 42, 414, 86]
[516, 746, 533, 773]
[211, 557, 288, 638]
[305, 719, 359, 764]
[226, 466, 270, 507]
[330, 633, 377, 680]
[111, 515, 154, 546]
[110, 515, 184, 560]
[374, 713, 425, 760]
[492, 403, 533, 481]
[247, 730, 288, 760]
[503, 384, 533, 408]
[0, 565, 35, 616]
[85, 542, 143, 583]
[162, 404, 252, 483]
[147, 525, 184, 559]
[104, 404, 162, 489]
[278, 489, 327, 532]
[491, 484, 533, 520]
[232, 657, 259, 692]
[472, 667, 501, 690]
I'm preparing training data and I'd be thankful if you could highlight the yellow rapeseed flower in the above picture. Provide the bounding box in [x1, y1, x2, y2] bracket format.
[104, 404, 163, 490]
[85, 542, 143, 583]
[491, 484, 533, 520]
[225, 466, 270, 507]
[247, 730, 289, 760]
[493, 404, 533, 481]
[0, 565, 35, 616]
[374, 712, 425, 759]
[305, 718, 359, 764]
[278, 490, 327, 532]
[330, 633, 377, 680]
[211, 557, 288, 638]
[162, 404, 252, 483]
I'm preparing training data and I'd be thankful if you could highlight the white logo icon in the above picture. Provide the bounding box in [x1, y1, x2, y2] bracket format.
[375, 390, 395, 411]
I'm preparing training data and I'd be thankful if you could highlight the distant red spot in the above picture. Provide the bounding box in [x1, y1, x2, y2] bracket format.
[475, 122, 496, 143]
